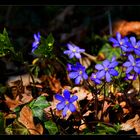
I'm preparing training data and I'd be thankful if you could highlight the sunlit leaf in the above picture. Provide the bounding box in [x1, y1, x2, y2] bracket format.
[29, 96, 51, 120]
[44, 120, 58, 135]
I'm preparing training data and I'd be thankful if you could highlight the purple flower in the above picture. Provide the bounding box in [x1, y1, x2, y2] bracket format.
[90, 72, 102, 84]
[123, 54, 140, 74]
[32, 32, 41, 52]
[125, 73, 137, 80]
[109, 32, 132, 52]
[64, 43, 85, 59]
[129, 36, 140, 56]
[68, 62, 88, 84]
[95, 57, 119, 82]
[55, 89, 78, 117]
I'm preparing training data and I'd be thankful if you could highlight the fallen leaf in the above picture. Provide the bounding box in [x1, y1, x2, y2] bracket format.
[18, 105, 43, 135]
[4, 93, 33, 111]
[112, 20, 140, 37]
[120, 101, 126, 108]
[4, 95, 22, 111]
[72, 86, 90, 101]
[120, 114, 139, 132]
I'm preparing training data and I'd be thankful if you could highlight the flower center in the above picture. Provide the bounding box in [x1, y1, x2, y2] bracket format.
[65, 100, 69, 105]
[134, 45, 138, 48]
[72, 49, 76, 52]
[120, 41, 123, 45]
[93, 75, 96, 79]
[132, 62, 136, 66]
[79, 70, 83, 75]
[105, 68, 108, 71]
[129, 75, 133, 79]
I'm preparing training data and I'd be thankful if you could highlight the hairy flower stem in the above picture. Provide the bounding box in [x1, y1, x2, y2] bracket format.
[138, 75, 140, 96]
[101, 81, 106, 121]
[50, 108, 68, 135]
[84, 80, 98, 120]
[77, 110, 93, 132]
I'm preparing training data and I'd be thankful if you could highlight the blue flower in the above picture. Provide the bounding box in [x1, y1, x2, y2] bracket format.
[129, 36, 140, 56]
[55, 89, 78, 117]
[95, 57, 119, 82]
[123, 54, 140, 74]
[109, 32, 132, 52]
[90, 72, 102, 84]
[64, 43, 85, 59]
[32, 32, 41, 52]
[125, 73, 137, 80]
[68, 62, 88, 84]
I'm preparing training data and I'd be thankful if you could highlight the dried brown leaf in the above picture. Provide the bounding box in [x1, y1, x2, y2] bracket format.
[18, 106, 43, 135]
[4, 93, 33, 111]
[120, 114, 139, 132]
[113, 20, 140, 37]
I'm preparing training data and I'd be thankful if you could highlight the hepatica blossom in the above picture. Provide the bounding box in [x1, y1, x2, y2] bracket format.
[109, 32, 132, 52]
[90, 72, 102, 84]
[129, 36, 140, 56]
[32, 32, 41, 52]
[95, 57, 119, 82]
[64, 43, 85, 59]
[55, 89, 78, 117]
[68, 62, 88, 84]
[123, 54, 140, 74]
[125, 73, 137, 80]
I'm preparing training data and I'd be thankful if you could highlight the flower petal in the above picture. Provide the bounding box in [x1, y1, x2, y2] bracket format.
[56, 101, 65, 110]
[55, 94, 65, 101]
[109, 37, 119, 47]
[79, 48, 85, 52]
[106, 72, 111, 82]
[108, 61, 118, 68]
[83, 72, 88, 80]
[123, 61, 131, 67]
[69, 53, 75, 58]
[94, 79, 101, 84]
[134, 66, 140, 74]
[64, 50, 71, 55]
[134, 49, 140, 56]
[109, 69, 119, 76]
[103, 60, 110, 68]
[95, 64, 104, 70]
[96, 70, 105, 79]
[70, 95, 78, 102]
[128, 54, 135, 63]
[69, 103, 76, 112]
[130, 36, 136, 46]
[62, 106, 69, 117]
[126, 66, 133, 73]
[69, 72, 79, 79]
[75, 76, 81, 84]
[116, 32, 121, 42]
[63, 90, 70, 100]
[67, 43, 74, 50]
[75, 53, 81, 59]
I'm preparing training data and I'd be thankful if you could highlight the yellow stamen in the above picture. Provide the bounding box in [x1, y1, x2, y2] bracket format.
[72, 49, 76, 52]
[65, 101, 69, 105]
[79, 71, 83, 75]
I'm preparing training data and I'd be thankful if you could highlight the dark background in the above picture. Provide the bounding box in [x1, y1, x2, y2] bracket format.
[0, 6, 140, 59]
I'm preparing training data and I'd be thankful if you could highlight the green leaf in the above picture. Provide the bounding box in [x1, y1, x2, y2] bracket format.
[0, 28, 15, 57]
[44, 120, 58, 135]
[29, 96, 51, 120]
[0, 112, 5, 134]
[33, 33, 55, 58]
[99, 43, 122, 60]
[7, 120, 29, 135]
